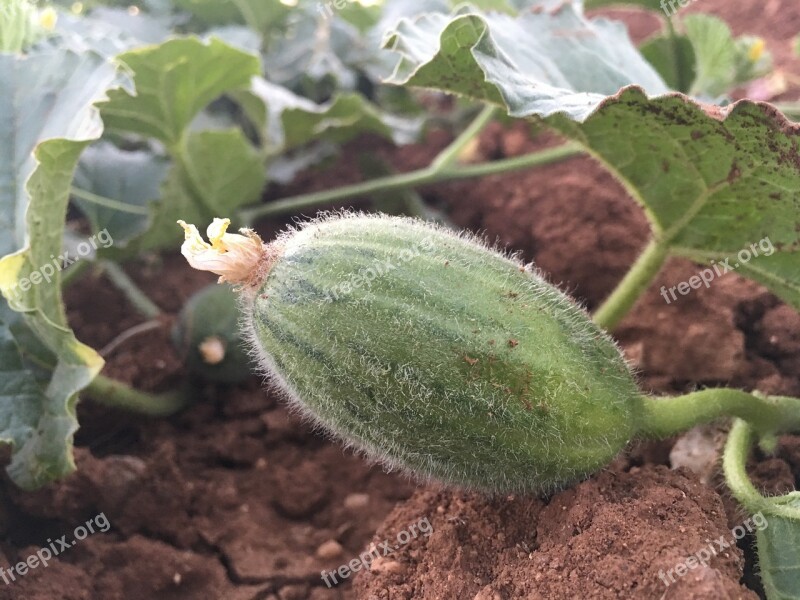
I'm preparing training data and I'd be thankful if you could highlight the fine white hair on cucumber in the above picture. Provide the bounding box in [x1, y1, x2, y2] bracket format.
[239, 211, 642, 494]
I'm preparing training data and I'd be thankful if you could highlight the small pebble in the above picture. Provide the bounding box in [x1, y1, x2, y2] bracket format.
[369, 557, 406, 576]
[316, 539, 344, 560]
[343, 493, 370, 510]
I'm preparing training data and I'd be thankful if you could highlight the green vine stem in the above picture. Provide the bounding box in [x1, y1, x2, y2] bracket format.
[639, 389, 800, 440]
[723, 419, 800, 519]
[592, 238, 669, 331]
[723, 419, 771, 513]
[100, 260, 162, 320]
[429, 105, 497, 171]
[239, 143, 582, 225]
[71, 186, 151, 215]
[238, 104, 583, 226]
[84, 373, 190, 417]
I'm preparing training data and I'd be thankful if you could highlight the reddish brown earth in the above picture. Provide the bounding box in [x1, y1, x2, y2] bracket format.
[1, 3, 799, 600]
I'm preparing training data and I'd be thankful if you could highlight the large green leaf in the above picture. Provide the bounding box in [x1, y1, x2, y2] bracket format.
[0, 302, 94, 490]
[72, 143, 168, 247]
[261, 0, 450, 99]
[640, 32, 695, 93]
[683, 14, 737, 98]
[53, 10, 155, 58]
[383, 4, 800, 310]
[92, 37, 265, 252]
[682, 14, 771, 99]
[172, 0, 289, 33]
[134, 129, 267, 251]
[98, 37, 261, 148]
[240, 77, 423, 152]
[0, 48, 122, 488]
[263, 4, 372, 98]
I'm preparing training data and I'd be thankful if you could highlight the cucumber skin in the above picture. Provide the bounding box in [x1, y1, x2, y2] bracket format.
[245, 214, 642, 493]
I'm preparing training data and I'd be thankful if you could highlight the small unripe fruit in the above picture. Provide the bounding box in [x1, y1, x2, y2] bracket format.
[179, 214, 643, 493]
[172, 284, 254, 383]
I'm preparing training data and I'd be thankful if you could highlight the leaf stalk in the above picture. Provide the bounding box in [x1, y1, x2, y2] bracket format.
[238, 108, 583, 225]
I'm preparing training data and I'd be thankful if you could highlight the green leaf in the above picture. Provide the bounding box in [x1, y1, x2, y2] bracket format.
[0, 48, 119, 488]
[0, 301, 96, 491]
[172, 0, 289, 33]
[338, 1, 383, 31]
[756, 496, 800, 599]
[384, 6, 800, 310]
[133, 129, 267, 252]
[640, 32, 696, 92]
[98, 37, 261, 148]
[642, 15, 772, 99]
[264, 7, 367, 98]
[683, 14, 738, 97]
[85, 6, 175, 44]
[54, 11, 151, 58]
[589, 12, 771, 99]
[241, 77, 423, 151]
[385, 7, 668, 110]
[453, 0, 517, 13]
[72, 143, 168, 247]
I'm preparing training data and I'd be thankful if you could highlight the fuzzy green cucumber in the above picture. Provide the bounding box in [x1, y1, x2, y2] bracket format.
[231, 214, 643, 493]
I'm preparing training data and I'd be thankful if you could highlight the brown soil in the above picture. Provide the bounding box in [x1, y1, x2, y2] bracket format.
[355, 468, 753, 600]
[1, 2, 799, 600]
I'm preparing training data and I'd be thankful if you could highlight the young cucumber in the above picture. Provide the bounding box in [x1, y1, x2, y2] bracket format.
[179, 214, 643, 493]
[172, 283, 254, 384]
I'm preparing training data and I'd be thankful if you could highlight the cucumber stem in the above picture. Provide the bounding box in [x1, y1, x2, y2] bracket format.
[84, 373, 190, 417]
[593, 238, 669, 331]
[638, 389, 800, 440]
